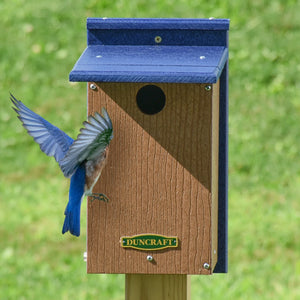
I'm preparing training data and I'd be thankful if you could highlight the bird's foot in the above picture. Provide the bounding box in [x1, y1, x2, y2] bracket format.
[89, 193, 109, 203]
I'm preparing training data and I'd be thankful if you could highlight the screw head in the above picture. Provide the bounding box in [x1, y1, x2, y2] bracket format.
[147, 255, 154, 262]
[205, 85, 212, 91]
[154, 36, 162, 43]
[83, 252, 87, 262]
[203, 263, 210, 270]
[90, 83, 97, 90]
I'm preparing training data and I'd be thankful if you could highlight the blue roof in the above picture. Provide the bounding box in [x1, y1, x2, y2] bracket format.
[70, 18, 229, 83]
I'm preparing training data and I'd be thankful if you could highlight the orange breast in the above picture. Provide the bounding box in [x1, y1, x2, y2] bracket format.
[85, 147, 109, 192]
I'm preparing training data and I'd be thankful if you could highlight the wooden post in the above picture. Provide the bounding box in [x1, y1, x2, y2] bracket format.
[125, 274, 190, 300]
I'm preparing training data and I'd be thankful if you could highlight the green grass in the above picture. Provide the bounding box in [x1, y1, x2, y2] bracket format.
[1, 0, 300, 299]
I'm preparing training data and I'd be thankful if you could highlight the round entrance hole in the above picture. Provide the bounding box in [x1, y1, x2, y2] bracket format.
[136, 85, 166, 115]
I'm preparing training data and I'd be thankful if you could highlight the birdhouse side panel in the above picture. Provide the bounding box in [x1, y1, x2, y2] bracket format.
[211, 81, 220, 270]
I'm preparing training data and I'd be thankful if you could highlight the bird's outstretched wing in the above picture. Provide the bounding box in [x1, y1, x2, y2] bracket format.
[59, 108, 113, 178]
[11, 94, 74, 163]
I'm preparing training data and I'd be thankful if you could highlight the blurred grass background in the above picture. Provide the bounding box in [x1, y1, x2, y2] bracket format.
[1, 0, 299, 299]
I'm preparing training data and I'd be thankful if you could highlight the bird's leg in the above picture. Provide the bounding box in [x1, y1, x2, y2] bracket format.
[89, 193, 109, 203]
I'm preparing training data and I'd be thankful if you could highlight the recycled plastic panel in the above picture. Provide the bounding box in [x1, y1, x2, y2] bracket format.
[69, 18, 229, 273]
[69, 45, 228, 83]
[69, 18, 230, 84]
[86, 81, 219, 275]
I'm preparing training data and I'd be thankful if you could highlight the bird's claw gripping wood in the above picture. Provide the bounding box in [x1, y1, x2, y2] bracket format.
[90, 193, 109, 203]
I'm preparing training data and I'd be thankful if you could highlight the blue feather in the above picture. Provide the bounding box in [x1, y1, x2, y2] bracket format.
[10, 93, 73, 162]
[62, 165, 86, 236]
[11, 94, 113, 237]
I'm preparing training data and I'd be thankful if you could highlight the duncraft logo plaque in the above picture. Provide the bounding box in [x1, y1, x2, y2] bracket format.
[120, 234, 178, 251]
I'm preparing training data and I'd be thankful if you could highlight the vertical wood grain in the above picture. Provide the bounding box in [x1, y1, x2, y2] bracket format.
[125, 274, 190, 300]
[87, 82, 219, 274]
[211, 81, 220, 270]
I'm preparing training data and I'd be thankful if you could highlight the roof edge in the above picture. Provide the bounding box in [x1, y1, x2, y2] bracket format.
[87, 18, 230, 30]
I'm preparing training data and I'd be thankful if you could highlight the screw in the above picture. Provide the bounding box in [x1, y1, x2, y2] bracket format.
[205, 85, 212, 91]
[90, 83, 97, 90]
[203, 263, 210, 270]
[155, 36, 162, 43]
[147, 255, 154, 262]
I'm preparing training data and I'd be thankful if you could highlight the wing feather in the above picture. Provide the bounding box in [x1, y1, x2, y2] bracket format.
[101, 107, 113, 128]
[11, 94, 74, 163]
[59, 108, 113, 178]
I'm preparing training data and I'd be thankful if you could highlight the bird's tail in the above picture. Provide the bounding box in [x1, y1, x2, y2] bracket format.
[62, 165, 85, 237]
[62, 200, 82, 237]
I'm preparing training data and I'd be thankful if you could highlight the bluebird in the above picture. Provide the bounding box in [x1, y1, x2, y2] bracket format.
[11, 94, 113, 237]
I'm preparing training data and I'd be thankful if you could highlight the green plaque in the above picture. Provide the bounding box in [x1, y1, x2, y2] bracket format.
[120, 234, 178, 251]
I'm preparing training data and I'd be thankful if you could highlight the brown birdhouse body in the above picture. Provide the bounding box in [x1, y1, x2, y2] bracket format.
[70, 18, 229, 275]
[87, 82, 219, 274]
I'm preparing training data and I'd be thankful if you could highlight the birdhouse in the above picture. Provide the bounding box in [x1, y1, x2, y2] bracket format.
[70, 18, 229, 275]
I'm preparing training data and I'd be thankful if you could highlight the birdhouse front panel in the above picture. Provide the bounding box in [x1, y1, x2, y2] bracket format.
[86, 81, 219, 274]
